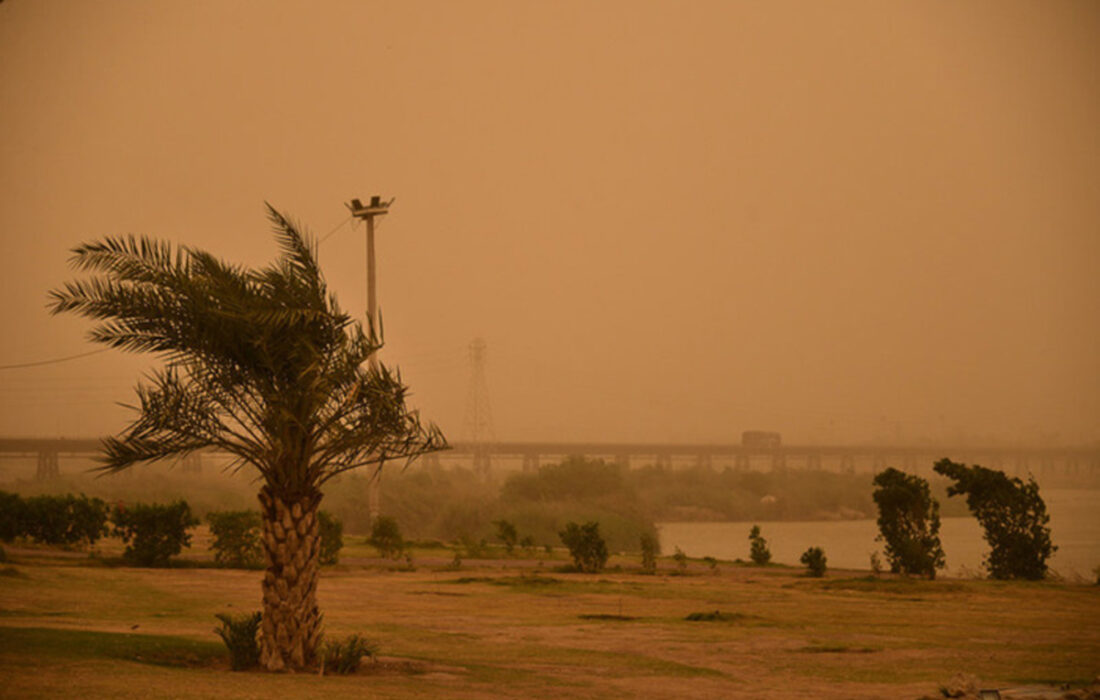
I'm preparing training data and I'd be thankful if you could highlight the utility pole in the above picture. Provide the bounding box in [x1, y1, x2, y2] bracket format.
[346, 196, 393, 367]
[346, 195, 393, 522]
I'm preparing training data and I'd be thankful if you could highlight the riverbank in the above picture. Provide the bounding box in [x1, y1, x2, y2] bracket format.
[660, 488, 1100, 580]
[1, 541, 1097, 699]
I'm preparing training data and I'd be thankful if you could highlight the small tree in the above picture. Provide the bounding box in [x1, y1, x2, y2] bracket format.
[318, 511, 343, 565]
[748, 524, 771, 565]
[933, 458, 1055, 580]
[493, 519, 518, 554]
[208, 511, 263, 568]
[367, 516, 404, 559]
[558, 521, 608, 573]
[112, 500, 198, 567]
[872, 468, 945, 579]
[800, 546, 827, 577]
[639, 531, 659, 574]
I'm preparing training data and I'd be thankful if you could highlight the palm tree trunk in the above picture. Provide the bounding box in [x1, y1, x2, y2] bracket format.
[258, 485, 322, 671]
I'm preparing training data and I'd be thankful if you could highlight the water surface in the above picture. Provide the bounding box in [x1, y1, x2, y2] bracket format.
[659, 488, 1099, 578]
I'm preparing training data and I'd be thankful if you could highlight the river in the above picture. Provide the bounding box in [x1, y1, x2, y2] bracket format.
[659, 488, 1100, 579]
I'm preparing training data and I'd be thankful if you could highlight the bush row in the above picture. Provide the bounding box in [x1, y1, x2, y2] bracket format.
[0, 491, 109, 545]
[0, 491, 344, 569]
[1, 490, 198, 565]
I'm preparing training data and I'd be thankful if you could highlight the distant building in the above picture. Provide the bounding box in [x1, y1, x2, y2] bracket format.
[742, 430, 781, 448]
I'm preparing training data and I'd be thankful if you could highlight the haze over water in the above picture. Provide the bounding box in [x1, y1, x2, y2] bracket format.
[661, 488, 1100, 579]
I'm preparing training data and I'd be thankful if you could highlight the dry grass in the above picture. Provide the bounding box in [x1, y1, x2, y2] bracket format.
[0, 543, 1097, 699]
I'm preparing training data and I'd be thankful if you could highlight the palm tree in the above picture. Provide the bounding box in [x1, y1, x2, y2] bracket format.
[48, 204, 447, 671]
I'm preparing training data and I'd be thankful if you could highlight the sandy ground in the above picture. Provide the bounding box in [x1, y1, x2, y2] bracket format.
[1, 543, 1098, 699]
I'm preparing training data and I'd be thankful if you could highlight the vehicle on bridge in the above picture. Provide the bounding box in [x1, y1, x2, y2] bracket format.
[742, 430, 781, 448]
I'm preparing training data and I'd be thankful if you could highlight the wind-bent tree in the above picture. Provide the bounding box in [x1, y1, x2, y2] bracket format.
[48, 205, 447, 670]
[872, 468, 945, 579]
[933, 458, 1055, 580]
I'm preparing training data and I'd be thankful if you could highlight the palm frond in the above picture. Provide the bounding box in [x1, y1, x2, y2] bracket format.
[52, 204, 446, 495]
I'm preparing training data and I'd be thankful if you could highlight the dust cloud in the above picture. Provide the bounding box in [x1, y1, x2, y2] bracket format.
[1, 1, 1097, 447]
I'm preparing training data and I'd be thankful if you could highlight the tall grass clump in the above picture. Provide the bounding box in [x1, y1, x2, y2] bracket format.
[214, 612, 262, 671]
[320, 634, 377, 675]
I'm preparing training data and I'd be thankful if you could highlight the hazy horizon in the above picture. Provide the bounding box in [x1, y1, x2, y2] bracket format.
[2, 1, 1098, 447]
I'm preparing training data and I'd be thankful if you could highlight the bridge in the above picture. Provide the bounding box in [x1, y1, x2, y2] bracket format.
[1, 437, 1097, 482]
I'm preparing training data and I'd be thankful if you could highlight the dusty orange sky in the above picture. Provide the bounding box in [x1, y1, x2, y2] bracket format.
[1, 0, 1097, 446]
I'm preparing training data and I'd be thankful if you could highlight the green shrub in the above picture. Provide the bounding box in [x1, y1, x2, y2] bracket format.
[367, 515, 404, 559]
[748, 524, 771, 565]
[872, 468, 945, 579]
[639, 531, 659, 573]
[21, 494, 109, 546]
[870, 551, 883, 577]
[493, 519, 518, 554]
[447, 548, 463, 570]
[685, 610, 748, 622]
[801, 546, 827, 577]
[318, 511, 343, 565]
[214, 611, 261, 671]
[459, 534, 488, 559]
[933, 458, 1055, 580]
[320, 634, 377, 674]
[207, 511, 263, 568]
[673, 547, 688, 573]
[111, 500, 198, 567]
[0, 491, 26, 542]
[559, 521, 608, 573]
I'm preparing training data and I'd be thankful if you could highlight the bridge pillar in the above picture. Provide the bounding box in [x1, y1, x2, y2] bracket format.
[871, 453, 887, 472]
[806, 453, 822, 470]
[35, 451, 59, 480]
[734, 454, 749, 471]
[770, 453, 786, 472]
[839, 454, 855, 474]
[522, 453, 540, 474]
[614, 453, 631, 470]
[695, 453, 712, 470]
[423, 453, 441, 469]
[655, 454, 672, 469]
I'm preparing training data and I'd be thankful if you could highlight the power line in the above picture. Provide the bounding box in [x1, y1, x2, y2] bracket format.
[0, 348, 110, 371]
[318, 214, 354, 245]
[2, 212, 359, 373]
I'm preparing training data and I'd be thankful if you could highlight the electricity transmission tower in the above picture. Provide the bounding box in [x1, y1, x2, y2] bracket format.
[464, 338, 495, 478]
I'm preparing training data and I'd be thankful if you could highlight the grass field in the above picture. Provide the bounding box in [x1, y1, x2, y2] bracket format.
[1, 535, 1097, 699]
